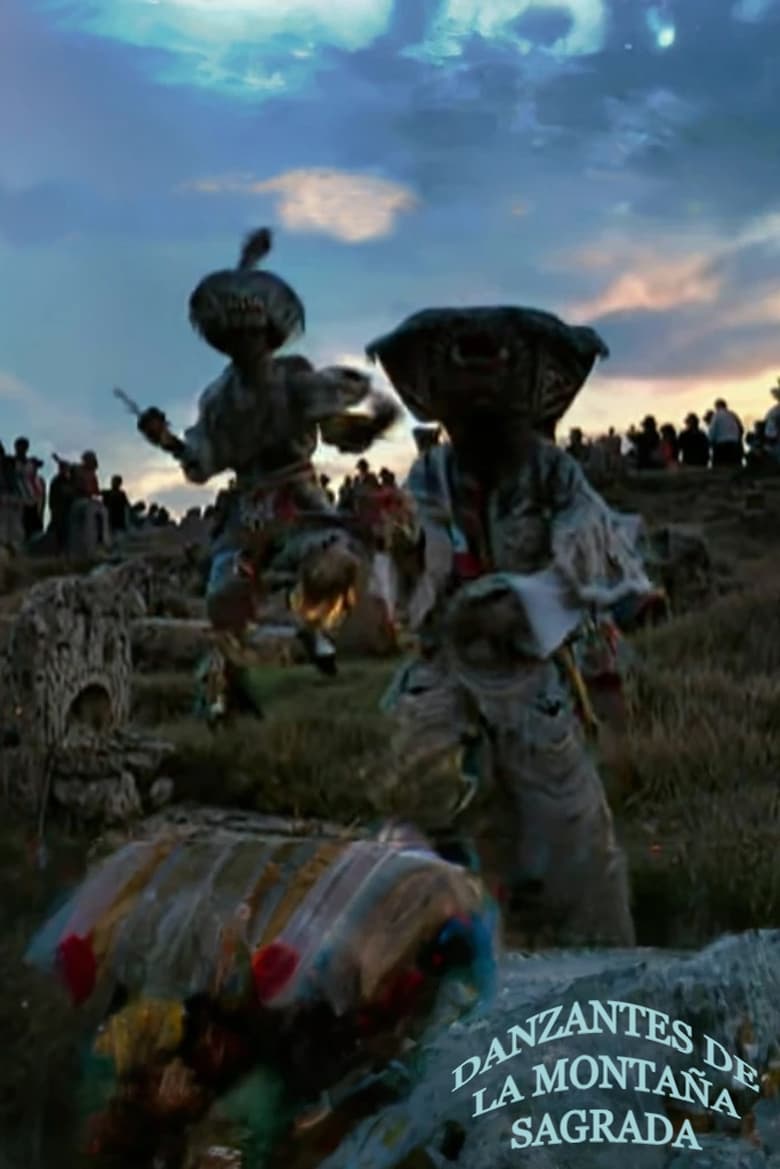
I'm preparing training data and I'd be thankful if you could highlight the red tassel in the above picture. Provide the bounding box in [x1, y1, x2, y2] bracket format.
[251, 941, 299, 1004]
[56, 933, 97, 1006]
[376, 968, 425, 1015]
[357, 968, 426, 1034]
[453, 551, 484, 581]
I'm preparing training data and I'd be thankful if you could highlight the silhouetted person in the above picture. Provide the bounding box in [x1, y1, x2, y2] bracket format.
[746, 422, 769, 472]
[338, 475, 355, 511]
[49, 458, 76, 552]
[0, 442, 14, 493]
[567, 427, 587, 462]
[763, 381, 780, 464]
[13, 436, 44, 538]
[633, 416, 663, 470]
[678, 414, 710, 467]
[102, 475, 130, 533]
[659, 424, 679, 467]
[130, 501, 147, 527]
[74, 450, 100, 497]
[708, 399, 743, 467]
[319, 473, 335, 505]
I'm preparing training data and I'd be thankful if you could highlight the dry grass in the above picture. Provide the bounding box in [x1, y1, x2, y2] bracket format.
[148, 662, 394, 822]
[613, 577, 780, 945]
[124, 571, 780, 949]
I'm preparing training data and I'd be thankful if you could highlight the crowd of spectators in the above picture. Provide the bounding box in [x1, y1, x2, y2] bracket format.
[0, 438, 175, 554]
[4, 380, 779, 558]
[566, 384, 780, 476]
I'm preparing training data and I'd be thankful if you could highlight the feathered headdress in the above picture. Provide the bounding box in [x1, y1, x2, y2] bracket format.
[238, 227, 273, 271]
[189, 226, 305, 356]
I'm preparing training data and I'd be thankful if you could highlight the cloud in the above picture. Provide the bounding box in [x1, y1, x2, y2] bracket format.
[732, 0, 779, 21]
[412, 0, 608, 61]
[567, 251, 722, 318]
[40, 0, 395, 94]
[0, 370, 39, 405]
[124, 458, 226, 506]
[4, 0, 780, 510]
[187, 169, 418, 242]
[553, 205, 780, 346]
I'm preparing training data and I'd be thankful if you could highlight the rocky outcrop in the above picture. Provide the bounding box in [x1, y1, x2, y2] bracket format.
[66, 498, 112, 559]
[0, 561, 158, 814]
[648, 524, 715, 611]
[335, 591, 399, 658]
[0, 494, 24, 550]
[131, 616, 307, 672]
[321, 930, 780, 1169]
[52, 728, 176, 824]
[132, 616, 213, 672]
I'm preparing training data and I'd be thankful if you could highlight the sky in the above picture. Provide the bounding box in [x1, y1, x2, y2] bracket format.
[1, 0, 779, 515]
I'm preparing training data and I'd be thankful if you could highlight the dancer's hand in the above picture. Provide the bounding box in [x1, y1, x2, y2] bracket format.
[137, 407, 173, 448]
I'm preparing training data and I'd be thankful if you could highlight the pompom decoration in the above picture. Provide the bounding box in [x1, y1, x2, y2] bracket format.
[56, 933, 97, 1005]
[423, 912, 498, 1003]
[376, 968, 425, 1016]
[431, 915, 474, 970]
[356, 968, 426, 1035]
[453, 551, 484, 581]
[251, 942, 299, 1004]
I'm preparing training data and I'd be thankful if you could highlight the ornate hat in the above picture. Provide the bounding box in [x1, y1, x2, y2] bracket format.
[365, 306, 608, 429]
[189, 228, 305, 356]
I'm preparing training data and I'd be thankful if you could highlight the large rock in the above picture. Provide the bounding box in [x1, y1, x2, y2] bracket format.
[67, 497, 112, 558]
[0, 493, 24, 549]
[51, 726, 176, 824]
[131, 616, 308, 672]
[647, 524, 715, 611]
[0, 561, 148, 811]
[321, 931, 780, 1169]
[132, 616, 212, 671]
[336, 591, 399, 657]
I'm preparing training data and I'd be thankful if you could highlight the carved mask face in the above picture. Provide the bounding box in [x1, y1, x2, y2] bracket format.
[366, 307, 608, 438]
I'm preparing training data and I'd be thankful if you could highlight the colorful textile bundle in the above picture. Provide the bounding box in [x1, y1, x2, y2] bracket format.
[27, 823, 498, 1166]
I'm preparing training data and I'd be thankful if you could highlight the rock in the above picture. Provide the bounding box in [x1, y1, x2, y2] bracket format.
[67, 497, 112, 558]
[754, 1096, 780, 1156]
[320, 931, 780, 1169]
[53, 771, 142, 824]
[153, 591, 206, 620]
[112, 729, 176, 782]
[647, 524, 715, 611]
[49, 727, 175, 824]
[148, 776, 175, 809]
[177, 513, 212, 551]
[0, 564, 140, 811]
[132, 616, 212, 671]
[666, 1139, 767, 1168]
[138, 803, 366, 842]
[0, 493, 25, 550]
[0, 544, 15, 592]
[336, 592, 399, 658]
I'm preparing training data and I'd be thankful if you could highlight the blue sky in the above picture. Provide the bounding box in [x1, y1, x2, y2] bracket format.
[1, 0, 779, 513]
